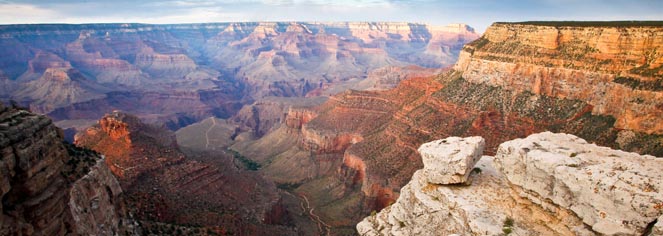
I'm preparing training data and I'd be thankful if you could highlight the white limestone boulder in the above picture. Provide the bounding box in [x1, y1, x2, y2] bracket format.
[417, 136, 485, 184]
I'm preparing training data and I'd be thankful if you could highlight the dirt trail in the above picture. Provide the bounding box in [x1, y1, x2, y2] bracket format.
[299, 194, 331, 236]
[204, 118, 217, 149]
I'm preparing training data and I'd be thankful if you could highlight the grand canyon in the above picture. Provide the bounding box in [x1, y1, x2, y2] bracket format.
[0, 6, 662, 236]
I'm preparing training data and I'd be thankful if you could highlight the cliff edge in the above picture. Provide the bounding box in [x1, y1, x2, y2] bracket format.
[357, 132, 663, 235]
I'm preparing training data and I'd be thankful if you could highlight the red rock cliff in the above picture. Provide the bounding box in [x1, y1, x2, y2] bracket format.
[455, 22, 663, 134]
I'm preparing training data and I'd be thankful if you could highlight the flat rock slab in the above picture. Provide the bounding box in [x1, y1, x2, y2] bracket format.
[417, 136, 485, 185]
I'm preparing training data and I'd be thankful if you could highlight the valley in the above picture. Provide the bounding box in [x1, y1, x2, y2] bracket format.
[177, 21, 663, 234]
[0, 21, 478, 235]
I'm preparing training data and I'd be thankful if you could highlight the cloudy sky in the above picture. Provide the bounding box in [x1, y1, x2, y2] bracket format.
[1, 0, 661, 32]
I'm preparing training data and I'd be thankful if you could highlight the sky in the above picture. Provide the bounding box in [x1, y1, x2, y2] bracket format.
[0, 0, 662, 32]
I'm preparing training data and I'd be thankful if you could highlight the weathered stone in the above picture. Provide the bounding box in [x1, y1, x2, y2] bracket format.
[68, 158, 127, 236]
[417, 136, 485, 184]
[358, 132, 663, 236]
[495, 132, 663, 235]
[357, 156, 592, 236]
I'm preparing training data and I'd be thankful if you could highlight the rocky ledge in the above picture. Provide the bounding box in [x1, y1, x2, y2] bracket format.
[357, 132, 662, 236]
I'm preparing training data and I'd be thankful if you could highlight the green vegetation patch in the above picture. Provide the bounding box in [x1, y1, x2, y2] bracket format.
[463, 37, 490, 53]
[276, 182, 302, 191]
[227, 149, 261, 171]
[61, 142, 101, 180]
[614, 76, 663, 91]
[618, 132, 663, 157]
[502, 217, 514, 235]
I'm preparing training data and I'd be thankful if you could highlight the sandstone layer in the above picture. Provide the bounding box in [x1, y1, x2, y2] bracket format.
[495, 132, 663, 235]
[455, 22, 663, 134]
[358, 132, 663, 236]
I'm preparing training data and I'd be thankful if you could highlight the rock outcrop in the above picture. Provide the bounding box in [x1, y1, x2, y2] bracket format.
[418, 136, 484, 184]
[0, 103, 136, 235]
[68, 158, 135, 236]
[358, 132, 663, 236]
[75, 111, 184, 186]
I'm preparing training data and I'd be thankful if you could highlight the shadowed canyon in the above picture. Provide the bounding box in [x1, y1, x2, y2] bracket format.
[1, 20, 663, 236]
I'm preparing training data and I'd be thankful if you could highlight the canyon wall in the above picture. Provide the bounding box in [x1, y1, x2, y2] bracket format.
[0, 103, 136, 235]
[0, 22, 478, 128]
[455, 22, 663, 134]
[250, 22, 663, 231]
[358, 132, 663, 236]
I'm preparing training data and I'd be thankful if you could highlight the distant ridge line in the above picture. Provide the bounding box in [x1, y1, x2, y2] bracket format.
[495, 21, 663, 27]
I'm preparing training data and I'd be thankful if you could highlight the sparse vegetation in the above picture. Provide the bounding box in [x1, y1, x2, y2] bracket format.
[614, 76, 663, 91]
[227, 148, 261, 171]
[502, 217, 514, 235]
[276, 182, 302, 190]
[60, 141, 102, 180]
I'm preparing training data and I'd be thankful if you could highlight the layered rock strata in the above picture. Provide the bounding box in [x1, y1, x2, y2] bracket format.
[358, 132, 663, 236]
[455, 22, 663, 134]
[0, 103, 136, 235]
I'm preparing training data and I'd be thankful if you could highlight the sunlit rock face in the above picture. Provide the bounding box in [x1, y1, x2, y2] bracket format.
[455, 22, 663, 134]
[418, 136, 484, 184]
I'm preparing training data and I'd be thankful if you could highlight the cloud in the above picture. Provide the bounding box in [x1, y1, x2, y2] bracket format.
[0, 3, 62, 24]
[0, 0, 661, 33]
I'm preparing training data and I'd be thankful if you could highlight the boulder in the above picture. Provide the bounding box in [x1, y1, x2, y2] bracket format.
[417, 136, 485, 184]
